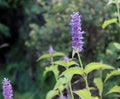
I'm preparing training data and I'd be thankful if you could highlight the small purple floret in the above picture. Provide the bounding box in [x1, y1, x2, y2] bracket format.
[48, 46, 54, 54]
[64, 56, 69, 62]
[2, 78, 13, 99]
[58, 96, 67, 99]
[70, 12, 85, 52]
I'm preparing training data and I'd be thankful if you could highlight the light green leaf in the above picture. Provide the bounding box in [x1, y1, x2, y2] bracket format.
[37, 52, 65, 61]
[106, 85, 120, 95]
[54, 75, 72, 91]
[107, 0, 116, 5]
[52, 52, 65, 57]
[89, 87, 96, 91]
[37, 54, 50, 61]
[54, 60, 78, 68]
[66, 61, 79, 67]
[46, 90, 59, 99]
[107, 42, 120, 53]
[53, 66, 59, 78]
[54, 61, 67, 67]
[43, 65, 59, 77]
[60, 67, 84, 77]
[92, 97, 99, 99]
[74, 89, 92, 99]
[118, 56, 120, 59]
[104, 69, 120, 82]
[102, 18, 117, 29]
[94, 77, 103, 96]
[84, 62, 114, 74]
[43, 66, 52, 76]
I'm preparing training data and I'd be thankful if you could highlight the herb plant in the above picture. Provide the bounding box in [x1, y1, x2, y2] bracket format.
[38, 10, 120, 99]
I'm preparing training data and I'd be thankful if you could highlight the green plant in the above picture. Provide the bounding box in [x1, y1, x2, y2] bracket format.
[38, 10, 120, 99]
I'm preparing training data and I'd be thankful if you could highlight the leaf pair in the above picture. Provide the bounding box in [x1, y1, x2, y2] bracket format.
[37, 51, 65, 61]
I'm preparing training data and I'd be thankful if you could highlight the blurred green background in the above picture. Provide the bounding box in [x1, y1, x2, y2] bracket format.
[0, 0, 120, 99]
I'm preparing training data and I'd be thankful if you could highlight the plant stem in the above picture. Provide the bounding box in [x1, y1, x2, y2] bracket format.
[116, 0, 120, 25]
[69, 81, 74, 99]
[50, 54, 57, 81]
[99, 69, 103, 99]
[77, 52, 91, 96]
[84, 76, 90, 91]
[60, 91, 64, 99]
[77, 52, 84, 69]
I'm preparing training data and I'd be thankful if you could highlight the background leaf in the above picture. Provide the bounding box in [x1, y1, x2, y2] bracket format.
[102, 18, 117, 29]
[107, 0, 116, 5]
[106, 85, 120, 95]
[94, 77, 103, 96]
[104, 69, 120, 82]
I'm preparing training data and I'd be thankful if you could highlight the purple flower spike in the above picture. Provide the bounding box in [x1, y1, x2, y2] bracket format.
[64, 56, 69, 62]
[48, 46, 54, 54]
[70, 12, 85, 52]
[2, 78, 13, 99]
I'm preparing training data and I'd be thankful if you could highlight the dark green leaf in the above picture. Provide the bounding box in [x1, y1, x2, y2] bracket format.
[104, 69, 120, 82]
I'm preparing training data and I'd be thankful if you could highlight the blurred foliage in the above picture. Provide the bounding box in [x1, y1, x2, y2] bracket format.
[0, 0, 120, 99]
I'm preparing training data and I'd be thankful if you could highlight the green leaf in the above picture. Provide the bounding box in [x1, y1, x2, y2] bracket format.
[106, 85, 120, 95]
[84, 62, 114, 74]
[54, 75, 72, 91]
[0, 23, 10, 37]
[102, 18, 117, 29]
[118, 56, 120, 59]
[60, 67, 84, 77]
[94, 77, 103, 96]
[107, 42, 120, 53]
[46, 90, 59, 99]
[7, 63, 17, 72]
[54, 60, 78, 68]
[104, 69, 120, 82]
[74, 89, 92, 99]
